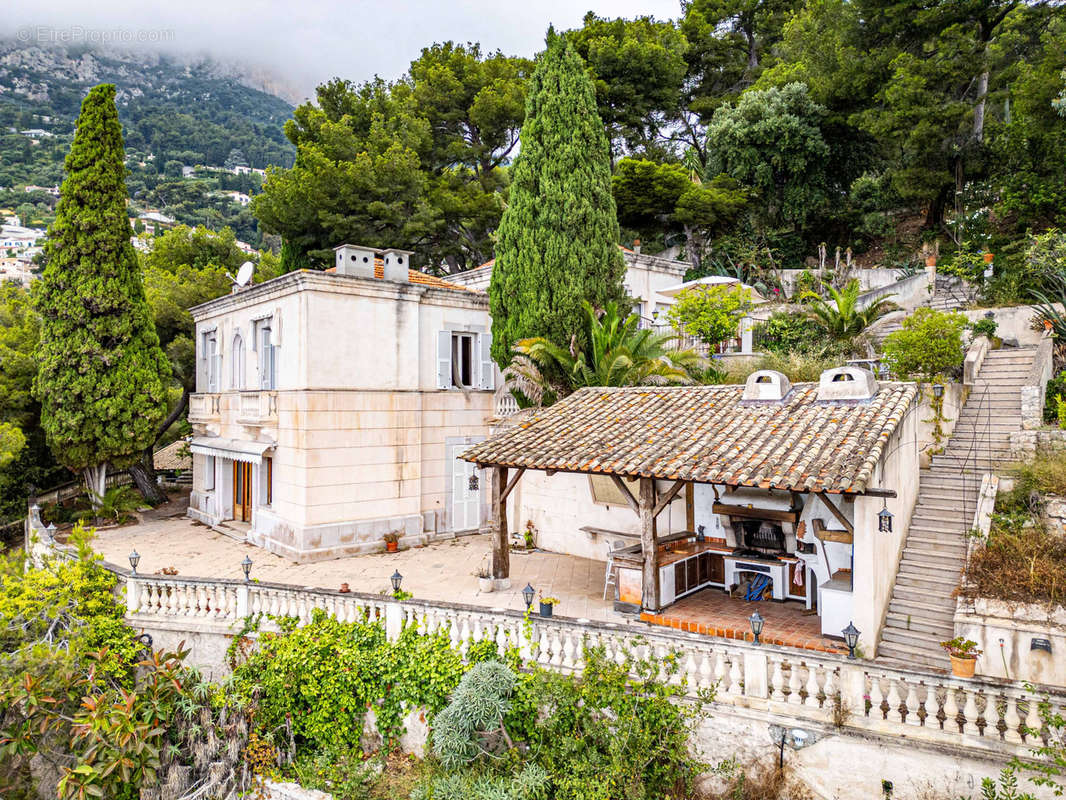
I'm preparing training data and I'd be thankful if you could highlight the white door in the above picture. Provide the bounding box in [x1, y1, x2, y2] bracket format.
[449, 443, 481, 533]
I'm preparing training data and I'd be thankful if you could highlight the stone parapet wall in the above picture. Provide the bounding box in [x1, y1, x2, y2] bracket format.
[1009, 428, 1066, 461]
[955, 598, 1066, 687]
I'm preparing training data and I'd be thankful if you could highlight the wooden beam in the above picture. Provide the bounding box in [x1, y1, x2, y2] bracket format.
[639, 477, 660, 613]
[490, 466, 510, 580]
[609, 474, 641, 516]
[685, 482, 695, 531]
[857, 488, 897, 499]
[712, 503, 800, 524]
[652, 478, 687, 519]
[500, 467, 525, 503]
[816, 492, 854, 535]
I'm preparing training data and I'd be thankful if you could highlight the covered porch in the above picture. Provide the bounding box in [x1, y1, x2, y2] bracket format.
[461, 369, 920, 656]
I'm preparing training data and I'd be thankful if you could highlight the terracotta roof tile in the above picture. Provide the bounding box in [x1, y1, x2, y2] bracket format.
[153, 439, 191, 472]
[461, 383, 917, 494]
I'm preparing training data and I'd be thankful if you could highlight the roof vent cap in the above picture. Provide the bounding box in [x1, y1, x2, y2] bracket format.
[817, 366, 879, 401]
[742, 370, 792, 402]
[381, 248, 414, 283]
[333, 243, 379, 278]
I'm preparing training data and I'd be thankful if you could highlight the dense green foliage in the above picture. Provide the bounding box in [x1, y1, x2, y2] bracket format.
[488, 31, 626, 369]
[32, 84, 171, 499]
[804, 279, 897, 344]
[882, 308, 968, 380]
[753, 310, 839, 357]
[666, 283, 753, 347]
[255, 43, 531, 272]
[505, 301, 703, 405]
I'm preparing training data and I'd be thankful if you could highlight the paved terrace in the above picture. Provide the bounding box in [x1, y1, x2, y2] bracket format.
[85, 502, 842, 654]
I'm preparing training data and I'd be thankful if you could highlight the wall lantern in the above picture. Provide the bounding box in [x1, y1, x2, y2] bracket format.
[468, 472, 480, 492]
[842, 622, 860, 659]
[390, 570, 403, 593]
[878, 498, 894, 533]
[128, 549, 140, 575]
[241, 555, 253, 582]
[749, 611, 765, 645]
[932, 383, 944, 399]
[522, 583, 536, 609]
[46, 523, 56, 542]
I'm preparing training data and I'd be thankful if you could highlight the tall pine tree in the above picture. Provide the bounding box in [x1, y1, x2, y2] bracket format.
[34, 84, 171, 505]
[489, 29, 627, 369]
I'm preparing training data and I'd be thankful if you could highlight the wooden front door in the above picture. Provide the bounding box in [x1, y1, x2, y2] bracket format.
[233, 462, 252, 522]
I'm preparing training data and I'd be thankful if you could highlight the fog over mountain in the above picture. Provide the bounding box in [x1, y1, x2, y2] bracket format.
[1, 0, 681, 101]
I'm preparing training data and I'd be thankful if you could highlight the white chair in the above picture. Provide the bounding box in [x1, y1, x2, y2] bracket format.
[603, 539, 626, 600]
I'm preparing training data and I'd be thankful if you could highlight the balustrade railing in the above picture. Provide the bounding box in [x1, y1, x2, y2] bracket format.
[189, 393, 221, 423]
[26, 519, 1065, 760]
[237, 391, 278, 425]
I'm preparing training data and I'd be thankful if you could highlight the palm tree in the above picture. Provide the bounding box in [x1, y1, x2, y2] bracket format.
[505, 301, 706, 405]
[805, 279, 897, 341]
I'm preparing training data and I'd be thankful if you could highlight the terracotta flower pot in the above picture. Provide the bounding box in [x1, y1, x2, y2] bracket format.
[386, 540, 398, 553]
[950, 654, 977, 678]
[983, 252, 994, 264]
[339, 582, 350, 593]
[925, 255, 937, 268]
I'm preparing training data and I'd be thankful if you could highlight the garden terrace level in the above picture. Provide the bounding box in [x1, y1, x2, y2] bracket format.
[461, 369, 921, 656]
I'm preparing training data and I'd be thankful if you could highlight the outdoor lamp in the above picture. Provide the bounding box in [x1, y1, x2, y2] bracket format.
[932, 383, 944, 399]
[241, 555, 253, 582]
[45, 523, 56, 542]
[984, 310, 995, 320]
[749, 611, 765, 645]
[842, 622, 860, 659]
[522, 583, 535, 609]
[878, 499, 894, 533]
[128, 549, 140, 575]
[390, 570, 403, 593]
[468, 472, 479, 492]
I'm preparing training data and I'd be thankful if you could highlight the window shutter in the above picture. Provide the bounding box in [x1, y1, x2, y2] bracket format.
[479, 332, 495, 390]
[437, 331, 452, 389]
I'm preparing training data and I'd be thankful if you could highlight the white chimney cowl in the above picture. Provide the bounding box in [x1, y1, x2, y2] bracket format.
[742, 370, 792, 402]
[817, 367, 879, 401]
[333, 244, 379, 279]
[381, 248, 414, 283]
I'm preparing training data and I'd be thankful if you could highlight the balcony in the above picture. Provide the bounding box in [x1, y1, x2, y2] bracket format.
[237, 391, 278, 427]
[188, 393, 221, 424]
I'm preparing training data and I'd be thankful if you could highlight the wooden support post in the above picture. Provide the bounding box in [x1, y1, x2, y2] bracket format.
[817, 492, 854, 535]
[639, 477, 659, 613]
[652, 478, 687, 518]
[686, 482, 695, 531]
[491, 466, 510, 580]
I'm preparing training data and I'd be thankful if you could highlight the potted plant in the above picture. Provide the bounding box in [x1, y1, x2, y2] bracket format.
[539, 595, 559, 618]
[941, 637, 983, 678]
[523, 520, 537, 551]
[476, 556, 493, 593]
[383, 532, 399, 553]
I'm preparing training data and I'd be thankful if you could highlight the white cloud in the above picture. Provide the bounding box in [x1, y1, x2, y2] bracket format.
[3, 0, 684, 101]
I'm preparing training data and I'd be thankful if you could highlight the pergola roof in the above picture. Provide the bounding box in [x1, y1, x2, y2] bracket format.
[461, 383, 917, 494]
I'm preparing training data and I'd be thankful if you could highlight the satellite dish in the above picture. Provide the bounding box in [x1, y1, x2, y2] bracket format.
[234, 261, 255, 287]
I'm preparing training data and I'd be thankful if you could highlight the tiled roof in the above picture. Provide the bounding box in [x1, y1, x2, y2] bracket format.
[154, 439, 191, 472]
[323, 261, 479, 293]
[461, 383, 918, 494]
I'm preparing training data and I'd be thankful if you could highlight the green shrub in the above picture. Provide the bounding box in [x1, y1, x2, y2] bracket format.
[666, 283, 754, 348]
[1044, 371, 1066, 425]
[969, 317, 998, 340]
[882, 308, 967, 380]
[752, 311, 840, 356]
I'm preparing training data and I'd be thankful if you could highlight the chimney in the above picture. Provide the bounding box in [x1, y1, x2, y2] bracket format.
[816, 367, 879, 402]
[381, 248, 414, 283]
[333, 244, 379, 278]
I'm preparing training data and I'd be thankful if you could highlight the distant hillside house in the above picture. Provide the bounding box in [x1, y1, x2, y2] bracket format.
[138, 211, 177, 235]
[23, 185, 60, 197]
[232, 165, 266, 177]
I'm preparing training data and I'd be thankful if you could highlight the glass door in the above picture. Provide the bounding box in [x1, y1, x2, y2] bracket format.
[232, 462, 253, 522]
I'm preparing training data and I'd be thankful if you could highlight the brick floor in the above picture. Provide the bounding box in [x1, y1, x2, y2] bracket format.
[86, 501, 843, 654]
[641, 589, 848, 654]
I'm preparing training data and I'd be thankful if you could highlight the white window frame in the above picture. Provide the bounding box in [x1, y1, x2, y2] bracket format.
[436, 329, 494, 391]
[202, 330, 219, 392]
[231, 332, 245, 390]
[253, 317, 277, 390]
[203, 455, 215, 491]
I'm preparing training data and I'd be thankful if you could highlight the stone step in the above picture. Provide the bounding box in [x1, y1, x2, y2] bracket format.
[898, 554, 966, 574]
[877, 641, 948, 669]
[887, 595, 957, 617]
[897, 562, 964, 583]
[884, 612, 955, 638]
[880, 628, 948, 653]
[894, 573, 961, 591]
[908, 520, 974, 535]
[901, 545, 967, 562]
[911, 507, 976, 523]
[904, 534, 969, 550]
[914, 492, 978, 506]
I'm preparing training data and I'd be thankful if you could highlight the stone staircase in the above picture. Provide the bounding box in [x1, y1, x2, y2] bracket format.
[869, 275, 973, 349]
[877, 346, 1038, 669]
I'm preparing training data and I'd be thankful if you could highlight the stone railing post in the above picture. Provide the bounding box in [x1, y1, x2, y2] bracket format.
[385, 601, 403, 642]
[236, 584, 250, 618]
[743, 649, 768, 699]
[838, 662, 866, 718]
[126, 577, 139, 614]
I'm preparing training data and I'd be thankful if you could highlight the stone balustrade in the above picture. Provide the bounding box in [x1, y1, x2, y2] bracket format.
[189, 392, 221, 423]
[24, 517, 1066, 763]
[237, 390, 278, 426]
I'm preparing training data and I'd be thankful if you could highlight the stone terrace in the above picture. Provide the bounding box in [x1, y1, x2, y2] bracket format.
[88, 508, 843, 653]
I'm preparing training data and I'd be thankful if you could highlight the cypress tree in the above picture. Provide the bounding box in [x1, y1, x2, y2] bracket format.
[489, 29, 627, 369]
[34, 84, 171, 504]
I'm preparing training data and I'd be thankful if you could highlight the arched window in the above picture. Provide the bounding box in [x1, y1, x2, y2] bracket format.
[231, 333, 245, 390]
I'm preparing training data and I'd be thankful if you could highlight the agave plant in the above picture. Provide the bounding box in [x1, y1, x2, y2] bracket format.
[1032, 269, 1066, 340]
[504, 301, 705, 405]
[804, 279, 897, 341]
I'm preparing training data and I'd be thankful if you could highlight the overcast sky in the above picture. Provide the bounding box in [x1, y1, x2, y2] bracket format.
[3, 1, 683, 101]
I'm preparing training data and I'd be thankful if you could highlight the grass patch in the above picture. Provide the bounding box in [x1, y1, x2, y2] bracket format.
[962, 521, 1066, 605]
